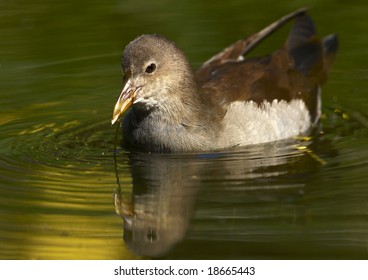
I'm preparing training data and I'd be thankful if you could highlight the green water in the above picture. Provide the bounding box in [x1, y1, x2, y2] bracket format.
[1, 0, 368, 259]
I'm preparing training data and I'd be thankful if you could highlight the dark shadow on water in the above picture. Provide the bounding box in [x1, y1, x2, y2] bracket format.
[113, 135, 340, 258]
[114, 151, 201, 258]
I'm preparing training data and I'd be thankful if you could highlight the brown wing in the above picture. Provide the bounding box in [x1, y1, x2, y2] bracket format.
[196, 11, 338, 123]
[198, 50, 295, 107]
[195, 8, 308, 84]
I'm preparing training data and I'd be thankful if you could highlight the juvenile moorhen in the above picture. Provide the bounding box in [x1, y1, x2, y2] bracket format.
[112, 9, 338, 153]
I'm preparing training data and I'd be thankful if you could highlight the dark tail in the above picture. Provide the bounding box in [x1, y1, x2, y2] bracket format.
[287, 13, 338, 77]
[322, 33, 339, 73]
[287, 13, 338, 125]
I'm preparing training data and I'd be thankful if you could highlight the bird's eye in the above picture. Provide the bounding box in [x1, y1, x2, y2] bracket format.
[145, 63, 156, 73]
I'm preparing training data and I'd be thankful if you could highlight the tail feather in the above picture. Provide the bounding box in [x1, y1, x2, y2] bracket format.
[286, 14, 338, 125]
[287, 14, 324, 75]
[287, 13, 317, 50]
[323, 34, 339, 71]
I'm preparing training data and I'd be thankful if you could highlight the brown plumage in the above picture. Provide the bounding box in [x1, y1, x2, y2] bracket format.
[196, 10, 337, 123]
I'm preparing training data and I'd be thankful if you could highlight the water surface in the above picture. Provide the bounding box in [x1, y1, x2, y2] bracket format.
[1, 0, 368, 259]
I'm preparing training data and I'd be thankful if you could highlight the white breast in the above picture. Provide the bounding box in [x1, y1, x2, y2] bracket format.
[219, 99, 312, 147]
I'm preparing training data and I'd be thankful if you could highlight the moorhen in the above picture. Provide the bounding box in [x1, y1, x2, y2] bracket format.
[112, 9, 338, 153]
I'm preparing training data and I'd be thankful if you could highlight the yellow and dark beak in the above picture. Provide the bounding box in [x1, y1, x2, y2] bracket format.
[111, 78, 139, 125]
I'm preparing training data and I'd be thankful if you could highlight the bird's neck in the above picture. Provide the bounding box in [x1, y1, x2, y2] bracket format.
[124, 86, 219, 152]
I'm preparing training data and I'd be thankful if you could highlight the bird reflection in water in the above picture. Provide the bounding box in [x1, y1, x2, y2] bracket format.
[114, 151, 200, 258]
[112, 137, 329, 258]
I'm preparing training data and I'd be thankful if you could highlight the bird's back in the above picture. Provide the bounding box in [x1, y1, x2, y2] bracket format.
[196, 13, 338, 125]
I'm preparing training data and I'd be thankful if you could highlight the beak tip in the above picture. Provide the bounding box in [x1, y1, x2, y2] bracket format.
[112, 79, 136, 126]
[111, 116, 118, 125]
